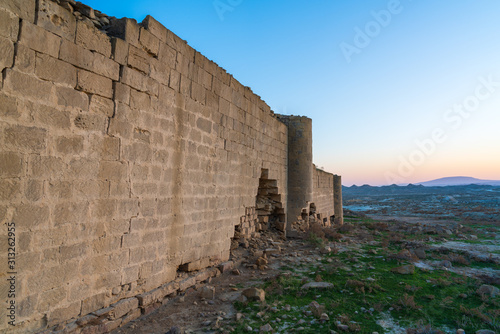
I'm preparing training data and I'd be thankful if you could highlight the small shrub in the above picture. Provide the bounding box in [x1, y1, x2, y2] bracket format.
[338, 223, 354, 234]
[399, 294, 421, 310]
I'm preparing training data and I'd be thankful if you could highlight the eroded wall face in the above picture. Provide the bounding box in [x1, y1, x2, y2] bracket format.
[0, 0, 287, 331]
[312, 167, 335, 224]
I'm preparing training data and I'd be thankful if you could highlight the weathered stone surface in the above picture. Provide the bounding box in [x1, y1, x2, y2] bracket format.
[60, 39, 120, 80]
[111, 37, 129, 65]
[77, 70, 113, 98]
[4, 69, 53, 100]
[218, 261, 233, 273]
[301, 282, 334, 290]
[13, 43, 35, 73]
[199, 286, 215, 300]
[477, 284, 499, 298]
[55, 86, 89, 111]
[76, 20, 112, 57]
[128, 45, 150, 74]
[47, 302, 81, 326]
[0, 93, 19, 119]
[90, 95, 114, 116]
[242, 288, 265, 302]
[121, 66, 159, 96]
[35, 53, 77, 87]
[0, 0, 36, 23]
[111, 297, 139, 319]
[391, 265, 415, 275]
[141, 15, 167, 42]
[0, 8, 19, 40]
[37, 0, 76, 40]
[139, 27, 160, 56]
[4, 125, 47, 152]
[19, 20, 60, 57]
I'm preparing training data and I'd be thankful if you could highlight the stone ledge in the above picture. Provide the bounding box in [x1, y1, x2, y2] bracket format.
[38, 265, 222, 333]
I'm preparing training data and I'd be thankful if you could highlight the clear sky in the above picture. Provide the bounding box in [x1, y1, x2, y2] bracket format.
[83, 0, 500, 186]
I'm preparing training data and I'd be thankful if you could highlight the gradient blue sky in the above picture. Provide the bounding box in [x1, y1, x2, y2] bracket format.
[83, 0, 500, 186]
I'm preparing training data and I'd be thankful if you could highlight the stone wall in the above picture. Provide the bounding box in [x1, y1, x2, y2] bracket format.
[312, 166, 335, 225]
[0, 0, 289, 332]
[0, 0, 339, 332]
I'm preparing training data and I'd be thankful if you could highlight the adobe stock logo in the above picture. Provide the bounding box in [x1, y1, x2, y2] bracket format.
[339, 0, 412, 63]
[384, 75, 500, 185]
[213, 0, 243, 21]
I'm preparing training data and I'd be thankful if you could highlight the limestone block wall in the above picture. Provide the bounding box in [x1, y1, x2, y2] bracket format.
[0, 0, 287, 332]
[312, 166, 335, 224]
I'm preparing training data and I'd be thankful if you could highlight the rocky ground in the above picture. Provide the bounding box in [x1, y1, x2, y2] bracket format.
[111, 215, 499, 334]
[343, 184, 500, 222]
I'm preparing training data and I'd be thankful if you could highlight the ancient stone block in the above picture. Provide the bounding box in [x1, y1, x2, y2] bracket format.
[97, 136, 120, 161]
[0, 93, 19, 119]
[19, 20, 60, 57]
[142, 15, 167, 42]
[60, 242, 88, 262]
[47, 181, 72, 199]
[37, 0, 76, 40]
[111, 37, 129, 65]
[114, 82, 131, 104]
[77, 70, 113, 98]
[112, 297, 139, 318]
[123, 142, 152, 162]
[180, 75, 191, 96]
[107, 17, 139, 45]
[76, 20, 112, 57]
[4, 125, 47, 152]
[99, 161, 127, 180]
[53, 202, 89, 226]
[0, 0, 36, 23]
[39, 286, 67, 312]
[35, 53, 77, 87]
[56, 136, 84, 155]
[68, 157, 99, 178]
[4, 69, 53, 101]
[0, 8, 19, 40]
[150, 59, 171, 86]
[90, 95, 114, 117]
[128, 44, 151, 74]
[30, 101, 72, 129]
[13, 203, 50, 230]
[121, 66, 159, 96]
[60, 39, 119, 81]
[191, 81, 205, 103]
[121, 308, 141, 325]
[196, 117, 212, 134]
[139, 27, 159, 56]
[0, 179, 21, 201]
[48, 301, 81, 326]
[74, 113, 108, 132]
[13, 43, 35, 73]
[169, 69, 180, 91]
[81, 292, 109, 316]
[108, 118, 133, 139]
[30, 155, 66, 178]
[179, 276, 196, 291]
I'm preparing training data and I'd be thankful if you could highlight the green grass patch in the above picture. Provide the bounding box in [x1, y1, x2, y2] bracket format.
[228, 223, 499, 333]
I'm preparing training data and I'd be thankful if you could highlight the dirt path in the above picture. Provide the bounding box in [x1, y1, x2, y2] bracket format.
[111, 234, 315, 334]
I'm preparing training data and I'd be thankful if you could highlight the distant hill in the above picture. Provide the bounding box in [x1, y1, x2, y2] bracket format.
[416, 176, 500, 187]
